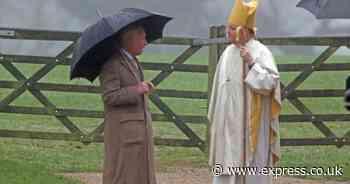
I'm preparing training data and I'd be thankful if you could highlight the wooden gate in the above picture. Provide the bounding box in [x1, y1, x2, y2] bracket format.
[1, 26, 350, 153]
[207, 26, 350, 148]
[0, 27, 207, 151]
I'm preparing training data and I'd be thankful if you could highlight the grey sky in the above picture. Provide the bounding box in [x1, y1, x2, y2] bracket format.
[0, 0, 349, 55]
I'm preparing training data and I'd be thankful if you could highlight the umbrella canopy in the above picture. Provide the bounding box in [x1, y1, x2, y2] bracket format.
[70, 8, 172, 82]
[297, 0, 350, 19]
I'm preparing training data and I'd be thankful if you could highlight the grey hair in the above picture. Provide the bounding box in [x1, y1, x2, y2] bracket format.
[118, 24, 145, 45]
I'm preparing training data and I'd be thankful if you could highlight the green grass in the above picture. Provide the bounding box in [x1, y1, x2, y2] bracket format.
[0, 159, 80, 184]
[1, 53, 350, 182]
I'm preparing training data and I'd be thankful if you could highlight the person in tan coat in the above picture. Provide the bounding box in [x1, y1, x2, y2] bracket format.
[99, 23, 156, 184]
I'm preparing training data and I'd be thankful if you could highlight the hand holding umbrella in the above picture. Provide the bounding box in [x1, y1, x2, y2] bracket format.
[130, 81, 156, 95]
[145, 81, 156, 94]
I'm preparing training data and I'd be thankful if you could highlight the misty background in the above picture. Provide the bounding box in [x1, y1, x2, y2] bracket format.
[0, 0, 349, 56]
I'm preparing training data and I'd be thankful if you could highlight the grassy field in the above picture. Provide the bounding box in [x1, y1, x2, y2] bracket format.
[1, 51, 350, 183]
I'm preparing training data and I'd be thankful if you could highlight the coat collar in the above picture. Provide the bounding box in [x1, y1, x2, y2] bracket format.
[118, 50, 143, 81]
[121, 48, 134, 61]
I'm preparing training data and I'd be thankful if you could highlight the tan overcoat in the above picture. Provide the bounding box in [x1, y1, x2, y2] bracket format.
[99, 51, 156, 184]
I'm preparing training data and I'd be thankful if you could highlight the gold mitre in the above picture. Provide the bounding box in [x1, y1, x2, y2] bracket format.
[227, 0, 258, 31]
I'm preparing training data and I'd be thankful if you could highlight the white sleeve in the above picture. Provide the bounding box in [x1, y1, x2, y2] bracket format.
[244, 62, 279, 95]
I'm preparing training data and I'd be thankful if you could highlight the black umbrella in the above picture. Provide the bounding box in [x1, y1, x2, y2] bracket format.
[297, 0, 350, 19]
[70, 8, 172, 82]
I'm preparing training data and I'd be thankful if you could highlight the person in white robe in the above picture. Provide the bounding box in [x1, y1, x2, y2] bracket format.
[208, 0, 282, 184]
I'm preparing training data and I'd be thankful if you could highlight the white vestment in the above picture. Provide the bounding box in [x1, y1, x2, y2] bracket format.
[208, 39, 281, 184]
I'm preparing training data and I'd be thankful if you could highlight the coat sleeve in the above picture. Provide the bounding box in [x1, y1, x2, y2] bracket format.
[244, 50, 279, 96]
[99, 58, 141, 106]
